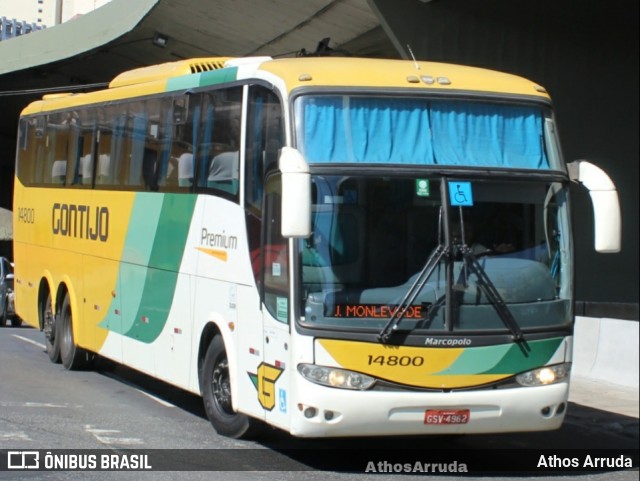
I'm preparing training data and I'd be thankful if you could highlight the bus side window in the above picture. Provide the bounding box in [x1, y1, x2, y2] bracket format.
[262, 174, 289, 324]
[127, 110, 147, 188]
[16, 118, 36, 186]
[167, 94, 199, 191]
[245, 86, 284, 288]
[194, 88, 242, 197]
[42, 112, 72, 186]
[74, 117, 96, 187]
[94, 107, 128, 188]
[155, 98, 174, 191]
[245, 86, 284, 211]
[143, 147, 159, 191]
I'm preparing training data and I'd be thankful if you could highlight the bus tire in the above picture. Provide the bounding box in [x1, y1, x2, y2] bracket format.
[42, 292, 61, 363]
[59, 293, 90, 370]
[201, 335, 262, 439]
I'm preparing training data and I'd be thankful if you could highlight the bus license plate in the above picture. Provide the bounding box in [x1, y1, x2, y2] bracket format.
[424, 409, 470, 425]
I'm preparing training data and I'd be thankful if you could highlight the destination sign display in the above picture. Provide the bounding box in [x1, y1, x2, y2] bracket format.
[329, 304, 426, 319]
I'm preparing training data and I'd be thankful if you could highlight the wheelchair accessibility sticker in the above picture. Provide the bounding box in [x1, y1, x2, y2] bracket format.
[449, 182, 474, 206]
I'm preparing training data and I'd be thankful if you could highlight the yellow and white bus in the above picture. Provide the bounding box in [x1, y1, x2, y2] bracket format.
[13, 56, 621, 438]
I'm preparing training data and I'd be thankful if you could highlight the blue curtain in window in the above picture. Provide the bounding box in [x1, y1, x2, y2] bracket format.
[303, 97, 350, 162]
[350, 97, 433, 164]
[300, 97, 549, 169]
[198, 103, 214, 184]
[429, 100, 548, 169]
[303, 97, 433, 164]
[130, 113, 147, 185]
[158, 105, 173, 183]
[110, 114, 127, 180]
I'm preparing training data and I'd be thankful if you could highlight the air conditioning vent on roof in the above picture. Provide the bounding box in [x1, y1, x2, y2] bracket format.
[109, 57, 234, 88]
[189, 59, 227, 73]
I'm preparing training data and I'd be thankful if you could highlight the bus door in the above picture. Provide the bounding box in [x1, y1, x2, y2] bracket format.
[259, 174, 292, 430]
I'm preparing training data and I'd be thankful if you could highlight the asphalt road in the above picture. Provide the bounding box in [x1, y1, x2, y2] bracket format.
[0, 325, 637, 481]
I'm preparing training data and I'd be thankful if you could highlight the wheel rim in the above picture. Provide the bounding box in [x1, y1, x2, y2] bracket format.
[43, 298, 54, 341]
[210, 357, 234, 415]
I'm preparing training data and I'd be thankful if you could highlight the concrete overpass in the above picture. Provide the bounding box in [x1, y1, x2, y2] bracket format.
[0, 0, 637, 317]
[0, 0, 396, 187]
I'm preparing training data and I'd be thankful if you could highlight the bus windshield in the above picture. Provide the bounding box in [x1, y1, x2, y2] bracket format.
[297, 175, 572, 334]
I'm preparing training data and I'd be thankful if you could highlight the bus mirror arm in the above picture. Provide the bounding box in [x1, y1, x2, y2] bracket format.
[279, 147, 312, 238]
[567, 160, 621, 253]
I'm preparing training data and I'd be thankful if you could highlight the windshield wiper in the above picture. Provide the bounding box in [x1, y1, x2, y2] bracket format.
[457, 243, 529, 350]
[378, 243, 448, 343]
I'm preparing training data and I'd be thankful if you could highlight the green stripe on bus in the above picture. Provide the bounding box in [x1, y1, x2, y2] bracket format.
[436, 337, 563, 375]
[198, 67, 238, 87]
[99, 194, 196, 342]
[166, 73, 202, 92]
[99, 193, 163, 334]
[125, 194, 197, 342]
[481, 337, 564, 374]
[165, 67, 238, 93]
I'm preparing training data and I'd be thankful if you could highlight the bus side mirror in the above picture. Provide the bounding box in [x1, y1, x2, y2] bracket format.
[279, 147, 311, 238]
[567, 160, 621, 253]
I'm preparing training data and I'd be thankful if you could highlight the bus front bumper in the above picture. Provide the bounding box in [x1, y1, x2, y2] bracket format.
[289, 378, 569, 438]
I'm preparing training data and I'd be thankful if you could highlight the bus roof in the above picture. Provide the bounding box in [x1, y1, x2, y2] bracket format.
[20, 56, 550, 115]
[259, 57, 549, 99]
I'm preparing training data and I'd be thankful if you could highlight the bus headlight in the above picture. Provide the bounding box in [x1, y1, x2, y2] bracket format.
[516, 363, 571, 387]
[298, 363, 376, 390]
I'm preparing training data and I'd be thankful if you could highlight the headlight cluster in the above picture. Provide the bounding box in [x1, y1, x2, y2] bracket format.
[298, 363, 376, 390]
[516, 363, 571, 387]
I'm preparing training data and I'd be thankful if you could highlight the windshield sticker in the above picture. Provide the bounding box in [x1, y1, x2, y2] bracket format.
[449, 181, 474, 206]
[415, 179, 430, 197]
[276, 297, 288, 322]
[271, 262, 281, 277]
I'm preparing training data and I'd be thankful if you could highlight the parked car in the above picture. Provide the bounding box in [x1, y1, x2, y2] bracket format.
[1, 257, 21, 327]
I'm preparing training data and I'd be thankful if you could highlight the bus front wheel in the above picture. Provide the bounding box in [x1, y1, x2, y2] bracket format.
[201, 335, 263, 439]
[59, 294, 90, 370]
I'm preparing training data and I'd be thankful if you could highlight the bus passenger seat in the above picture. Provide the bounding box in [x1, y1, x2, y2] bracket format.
[178, 152, 193, 187]
[207, 151, 239, 194]
[52, 160, 67, 185]
[80, 153, 93, 184]
[97, 154, 111, 184]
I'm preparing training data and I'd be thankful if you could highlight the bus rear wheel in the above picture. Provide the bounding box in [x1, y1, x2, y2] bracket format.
[59, 294, 91, 370]
[201, 335, 263, 439]
[42, 292, 61, 363]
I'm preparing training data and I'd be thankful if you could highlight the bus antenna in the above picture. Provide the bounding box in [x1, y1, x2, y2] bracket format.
[407, 44, 420, 70]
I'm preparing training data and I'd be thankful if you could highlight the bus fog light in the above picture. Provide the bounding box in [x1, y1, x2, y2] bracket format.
[304, 407, 317, 418]
[516, 363, 571, 387]
[298, 363, 375, 390]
